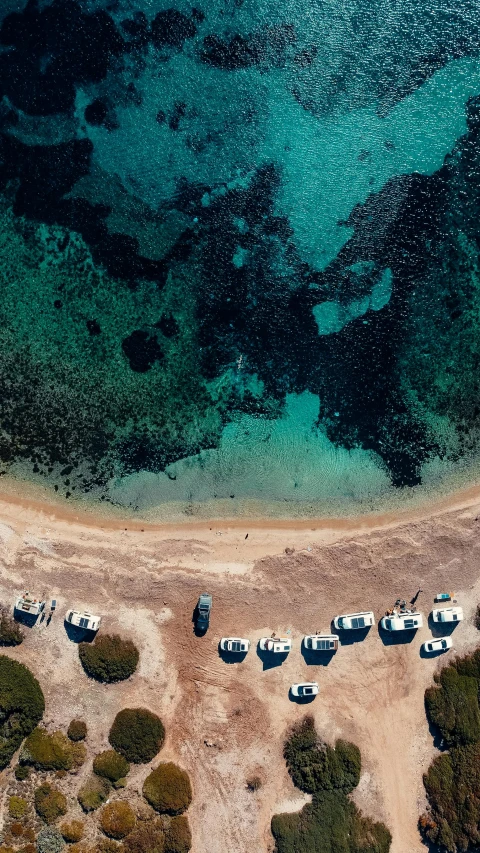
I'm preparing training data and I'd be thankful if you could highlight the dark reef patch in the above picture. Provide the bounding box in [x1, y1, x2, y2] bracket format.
[121, 330, 164, 373]
[0, 0, 125, 115]
[150, 9, 197, 50]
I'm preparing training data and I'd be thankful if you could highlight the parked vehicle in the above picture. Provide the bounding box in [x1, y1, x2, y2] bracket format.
[220, 637, 250, 653]
[65, 610, 101, 631]
[432, 606, 464, 623]
[14, 593, 45, 618]
[303, 634, 339, 651]
[196, 593, 212, 631]
[291, 682, 319, 698]
[435, 592, 453, 602]
[333, 612, 375, 630]
[259, 637, 292, 653]
[423, 637, 453, 654]
[381, 612, 423, 631]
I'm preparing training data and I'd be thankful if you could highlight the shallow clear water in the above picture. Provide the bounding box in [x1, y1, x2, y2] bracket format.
[1, 0, 480, 517]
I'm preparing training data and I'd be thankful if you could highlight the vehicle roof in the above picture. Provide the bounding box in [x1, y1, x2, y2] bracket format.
[341, 611, 374, 618]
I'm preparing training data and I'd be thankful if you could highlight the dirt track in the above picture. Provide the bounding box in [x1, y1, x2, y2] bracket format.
[0, 492, 480, 852]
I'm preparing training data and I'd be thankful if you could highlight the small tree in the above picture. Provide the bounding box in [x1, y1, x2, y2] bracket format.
[0, 608, 23, 646]
[93, 750, 130, 783]
[143, 763, 192, 815]
[79, 635, 139, 683]
[67, 720, 87, 742]
[35, 784, 68, 825]
[109, 708, 165, 764]
[99, 802, 136, 839]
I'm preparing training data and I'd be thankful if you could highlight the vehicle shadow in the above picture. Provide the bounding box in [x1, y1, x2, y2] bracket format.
[192, 606, 208, 637]
[301, 645, 336, 667]
[334, 624, 371, 646]
[218, 644, 248, 664]
[64, 621, 96, 644]
[14, 610, 40, 629]
[257, 643, 288, 671]
[378, 624, 417, 646]
[428, 614, 459, 638]
[289, 689, 317, 705]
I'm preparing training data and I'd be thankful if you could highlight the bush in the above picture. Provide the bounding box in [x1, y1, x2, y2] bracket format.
[9, 796, 27, 818]
[143, 764, 192, 816]
[246, 776, 262, 792]
[165, 816, 191, 853]
[109, 709, 165, 764]
[60, 821, 84, 843]
[94, 750, 130, 783]
[35, 784, 68, 825]
[67, 720, 87, 742]
[10, 823, 23, 837]
[21, 728, 85, 771]
[14, 765, 29, 781]
[271, 717, 391, 853]
[100, 803, 136, 840]
[78, 776, 111, 812]
[425, 666, 480, 747]
[0, 655, 45, 768]
[120, 819, 165, 853]
[79, 635, 139, 684]
[37, 828, 65, 853]
[0, 608, 24, 646]
[283, 716, 361, 795]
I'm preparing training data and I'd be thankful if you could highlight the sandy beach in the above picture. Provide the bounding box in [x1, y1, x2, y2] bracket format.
[0, 481, 480, 853]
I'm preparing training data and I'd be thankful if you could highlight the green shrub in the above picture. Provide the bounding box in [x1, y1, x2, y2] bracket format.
[35, 783, 68, 825]
[109, 709, 165, 764]
[79, 635, 139, 684]
[94, 750, 130, 783]
[36, 828, 65, 853]
[0, 609, 23, 646]
[0, 655, 45, 768]
[120, 819, 165, 853]
[21, 728, 84, 771]
[425, 666, 480, 747]
[271, 717, 391, 853]
[143, 764, 192, 816]
[59, 821, 84, 843]
[9, 796, 27, 818]
[283, 716, 361, 795]
[165, 816, 192, 853]
[100, 802, 136, 840]
[67, 720, 87, 742]
[77, 775, 111, 812]
[14, 764, 29, 781]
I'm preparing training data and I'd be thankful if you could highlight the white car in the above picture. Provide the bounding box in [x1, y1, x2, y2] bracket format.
[259, 637, 292, 653]
[381, 612, 423, 631]
[65, 610, 101, 631]
[303, 634, 339, 651]
[220, 637, 250, 653]
[291, 682, 319, 698]
[432, 606, 464, 623]
[333, 612, 375, 630]
[423, 637, 453, 654]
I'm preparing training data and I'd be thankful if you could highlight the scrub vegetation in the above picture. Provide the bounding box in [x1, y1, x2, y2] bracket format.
[94, 750, 130, 784]
[421, 647, 480, 851]
[143, 764, 193, 815]
[79, 635, 139, 683]
[21, 728, 86, 771]
[271, 717, 391, 853]
[0, 608, 24, 646]
[109, 708, 165, 763]
[0, 656, 45, 768]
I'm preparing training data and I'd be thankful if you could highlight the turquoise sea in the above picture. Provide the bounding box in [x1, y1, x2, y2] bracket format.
[1, 0, 480, 517]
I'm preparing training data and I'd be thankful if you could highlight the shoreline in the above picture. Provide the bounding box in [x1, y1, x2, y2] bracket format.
[1, 468, 480, 539]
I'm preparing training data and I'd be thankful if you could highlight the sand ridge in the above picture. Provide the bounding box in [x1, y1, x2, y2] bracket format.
[0, 488, 480, 851]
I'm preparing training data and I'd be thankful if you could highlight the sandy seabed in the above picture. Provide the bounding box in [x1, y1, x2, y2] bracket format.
[1, 478, 480, 853]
